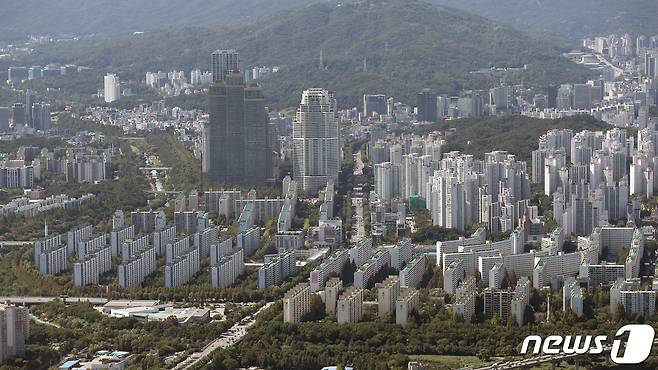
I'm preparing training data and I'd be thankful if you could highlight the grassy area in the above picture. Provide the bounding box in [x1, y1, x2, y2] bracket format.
[146, 132, 205, 193]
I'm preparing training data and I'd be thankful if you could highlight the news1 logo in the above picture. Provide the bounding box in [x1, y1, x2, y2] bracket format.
[520, 324, 655, 364]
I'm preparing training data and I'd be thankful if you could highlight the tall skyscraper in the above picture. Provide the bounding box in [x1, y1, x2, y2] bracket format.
[211, 50, 240, 82]
[292, 88, 340, 194]
[11, 103, 25, 127]
[573, 84, 593, 110]
[31, 103, 51, 131]
[363, 94, 387, 118]
[25, 89, 35, 127]
[417, 88, 437, 122]
[556, 85, 573, 110]
[204, 70, 272, 185]
[104, 74, 120, 103]
[0, 304, 30, 364]
[0, 107, 9, 132]
[436, 95, 449, 118]
[547, 85, 558, 109]
[645, 52, 658, 78]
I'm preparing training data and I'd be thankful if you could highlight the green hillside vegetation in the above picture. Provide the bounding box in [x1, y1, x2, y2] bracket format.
[23, 0, 595, 108]
[431, 0, 658, 41]
[212, 298, 658, 370]
[410, 115, 608, 161]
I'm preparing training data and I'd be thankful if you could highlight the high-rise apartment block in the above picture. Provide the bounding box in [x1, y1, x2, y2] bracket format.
[0, 304, 30, 364]
[283, 283, 311, 323]
[454, 276, 477, 323]
[104, 74, 120, 103]
[337, 287, 364, 324]
[324, 277, 343, 315]
[610, 279, 656, 318]
[258, 249, 296, 289]
[395, 288, 419, 327]
[376, 276, 400, 317]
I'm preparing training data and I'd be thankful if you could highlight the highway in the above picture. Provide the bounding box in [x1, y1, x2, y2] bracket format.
[174, 301, 275, 369]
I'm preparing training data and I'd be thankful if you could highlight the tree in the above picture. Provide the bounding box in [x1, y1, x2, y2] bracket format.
[302, 294, 326, 322]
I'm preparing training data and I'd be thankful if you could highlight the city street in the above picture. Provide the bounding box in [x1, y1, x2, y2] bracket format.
[173, 301, 275, 369]
[351, 151, 366, 243]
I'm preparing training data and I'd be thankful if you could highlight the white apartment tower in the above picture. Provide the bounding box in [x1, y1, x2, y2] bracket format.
[104, 74, 120, 103]
[292, 88, 340, 194]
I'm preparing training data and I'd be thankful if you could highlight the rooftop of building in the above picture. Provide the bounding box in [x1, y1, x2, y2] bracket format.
[284, 283, 309, 298]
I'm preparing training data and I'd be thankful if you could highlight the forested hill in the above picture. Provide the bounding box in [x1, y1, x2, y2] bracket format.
[431, 0, 658, 41]
[25, 0, 595, 108]
[411, 115, 609, 161]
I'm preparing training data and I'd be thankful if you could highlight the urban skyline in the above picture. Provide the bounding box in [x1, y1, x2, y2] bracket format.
[1, 1, 658, 369]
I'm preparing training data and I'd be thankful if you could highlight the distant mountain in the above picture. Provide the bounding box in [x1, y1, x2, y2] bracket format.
[24, 0, 594, 108]
[0, 0, 321, 41]
[430, 0, 658, 40]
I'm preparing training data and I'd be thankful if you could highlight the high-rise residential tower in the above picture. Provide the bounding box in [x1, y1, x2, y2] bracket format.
[211, 50, 240, 82]
[25, 89, 35, 127]
[104, 74, 120, 103]
[292, 88, 340, 194]
[0, 304, 30, 364]
[204, 70, 272, 185]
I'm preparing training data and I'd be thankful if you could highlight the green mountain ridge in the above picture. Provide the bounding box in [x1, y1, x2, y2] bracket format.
[411, 114, 609, 161]
[22, 0, 594, 108]
[430, 0, 658, 41]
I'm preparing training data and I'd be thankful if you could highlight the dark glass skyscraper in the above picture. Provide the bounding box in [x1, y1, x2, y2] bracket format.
[204, 71, 272, 185]
[211, 50, 240, 82]
[547, 85, 558, 109]
[11, 103, 25, 127]
[417, 88, 437, 122]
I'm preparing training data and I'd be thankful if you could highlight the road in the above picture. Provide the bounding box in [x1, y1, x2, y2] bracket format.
[351, 151, 366, 243]
[30, 313, 61, 328]
[173, 301, 275, 370]
[0, 296, 108, 305]
[593, 53, 624, 77]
